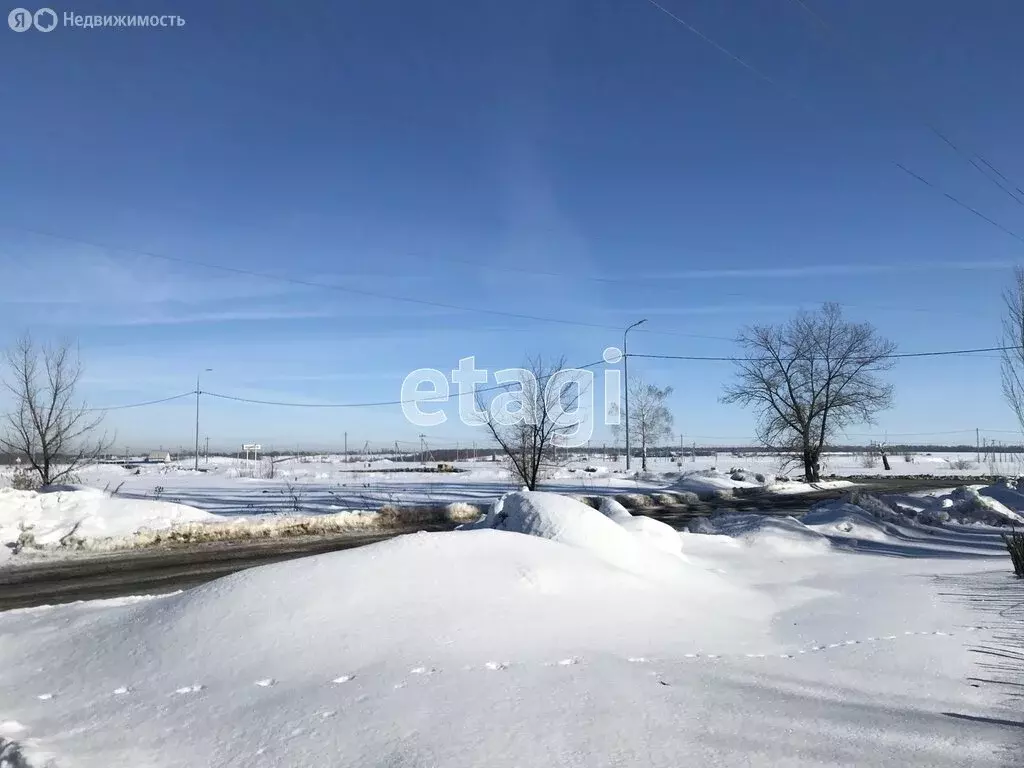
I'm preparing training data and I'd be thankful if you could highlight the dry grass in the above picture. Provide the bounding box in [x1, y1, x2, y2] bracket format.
[17, 502, 487, 556]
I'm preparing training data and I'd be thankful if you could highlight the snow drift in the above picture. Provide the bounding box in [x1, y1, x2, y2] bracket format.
[463, 491, 691, 578]
[0, 491, 1009, 768]
[0, 487, 216, 557]
[688, 513, 832, 554]
[801, 502, 906, 543]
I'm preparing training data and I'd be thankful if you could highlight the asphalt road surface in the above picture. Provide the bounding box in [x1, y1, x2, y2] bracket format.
[0, 477, 960, 611]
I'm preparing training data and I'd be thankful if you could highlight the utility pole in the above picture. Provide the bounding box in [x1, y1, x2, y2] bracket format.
[205, 436, 210, 463]
[344, 432, 348, 462]
[195, 368, 212, 471]
[976, 428, 980, 464]
[623, 318, 647, 472]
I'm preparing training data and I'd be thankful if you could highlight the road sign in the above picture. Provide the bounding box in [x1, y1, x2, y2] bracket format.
[242, 443, 262, 451]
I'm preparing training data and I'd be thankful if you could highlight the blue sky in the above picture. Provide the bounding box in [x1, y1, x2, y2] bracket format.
[1, 0, 1022, 451]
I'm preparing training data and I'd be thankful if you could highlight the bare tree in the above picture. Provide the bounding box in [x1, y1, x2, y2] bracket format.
[722, 303, 895, 483]
[1, 335, 111, 486]
[477, 356, 587, 491]
[1001, 267, 1024, 431]
[609, 378, 674, 471]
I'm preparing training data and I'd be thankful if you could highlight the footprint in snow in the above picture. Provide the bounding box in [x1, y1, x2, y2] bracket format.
[331, 675, 354, 684]
[484, 661, 509, 671]
[173, 685, 204, 695]
[113, 687, 131, 696]
[627, 657, 648, 664]
[410, 667, 437, 676]
[557, 657, 579, 666]
[36, 693, 54, 701]
[255, 679, 276, 688]
[318, 710, 336, 720]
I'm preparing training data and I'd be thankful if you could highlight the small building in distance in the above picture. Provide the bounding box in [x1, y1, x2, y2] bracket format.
[147, 451, 172, 464]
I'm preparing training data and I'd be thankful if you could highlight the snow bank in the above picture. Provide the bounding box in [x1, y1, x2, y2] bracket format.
[0, 487, 217, 555]
[597, 496, 683, 556]
[0, 496, 1009, 767]
[464, 492, 691, 577]
[0, 488, 484, 559]
[671, 469, 763, 499]
[946, 485, 1024, 525]
[688, 513, 832, 554]
[0, 530, 768, 768]
[801, 502, 905, 543]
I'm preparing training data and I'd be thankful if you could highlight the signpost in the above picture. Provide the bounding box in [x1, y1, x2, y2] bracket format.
[243, 443, 261, 475]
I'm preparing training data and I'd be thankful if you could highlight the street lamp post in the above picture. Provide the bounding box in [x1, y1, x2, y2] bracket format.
[623, 319, 647, 472]
[195, 368, 212, 471]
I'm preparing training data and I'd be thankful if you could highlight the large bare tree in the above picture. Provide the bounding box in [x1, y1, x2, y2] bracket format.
[477, 356, 587, 491]
[1, 335, 111, 486]
[609, 378, 674, 471]
[1001, 267, 1024, 431]
[722, 303, 895, 482]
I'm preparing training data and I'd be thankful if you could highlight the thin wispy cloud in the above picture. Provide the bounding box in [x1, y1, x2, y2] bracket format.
[640, 261, 1016, 280]
[613, 304, 798, 316]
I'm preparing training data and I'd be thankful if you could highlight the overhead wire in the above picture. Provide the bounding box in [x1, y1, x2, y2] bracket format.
[201, 358, 608, 409]
[785, 0, 1024, 206]
[627, 344, 1018, 363]
[641, 0, 1024, 252]
[2, 225, 735, 343]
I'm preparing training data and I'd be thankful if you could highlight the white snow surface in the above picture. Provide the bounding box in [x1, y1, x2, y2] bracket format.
[462, 492, 688, 575]
[0, 491, 1018, 767]
[688, 513, 833, 555]
[0, 487, 217, 557]
[596, 496, 683, 557]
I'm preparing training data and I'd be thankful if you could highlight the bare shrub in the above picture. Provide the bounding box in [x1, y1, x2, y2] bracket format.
[10, 468, 38, 491]
[1002, 529, 1024, 577]
[949, 458, 974, 471]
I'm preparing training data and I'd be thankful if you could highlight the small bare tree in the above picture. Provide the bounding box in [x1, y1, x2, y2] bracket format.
[1001, 267, 1024, 432]
[477, 356, 587, 491]
[722, 303, 895, 483]
[609, 378, 674, 471]
[1, 335, 111, 486]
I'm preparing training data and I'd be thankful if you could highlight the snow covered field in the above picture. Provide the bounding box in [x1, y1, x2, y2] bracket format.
[4, 449, 1012, 517]
[0, 490, 1018, 767]
[0, 451, 1022, 559]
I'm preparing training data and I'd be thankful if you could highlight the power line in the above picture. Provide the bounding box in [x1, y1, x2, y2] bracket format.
[84, 392, 194, 412]
[643, 0, 792, 94]
[641, 0, 1024, 252]
[785, 0, 1024, 207]
[893, 164, 1024, 246]
[3, 225, 733, 343]
[202, 359, 608, 409]
[628, 344, 1018, 363]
